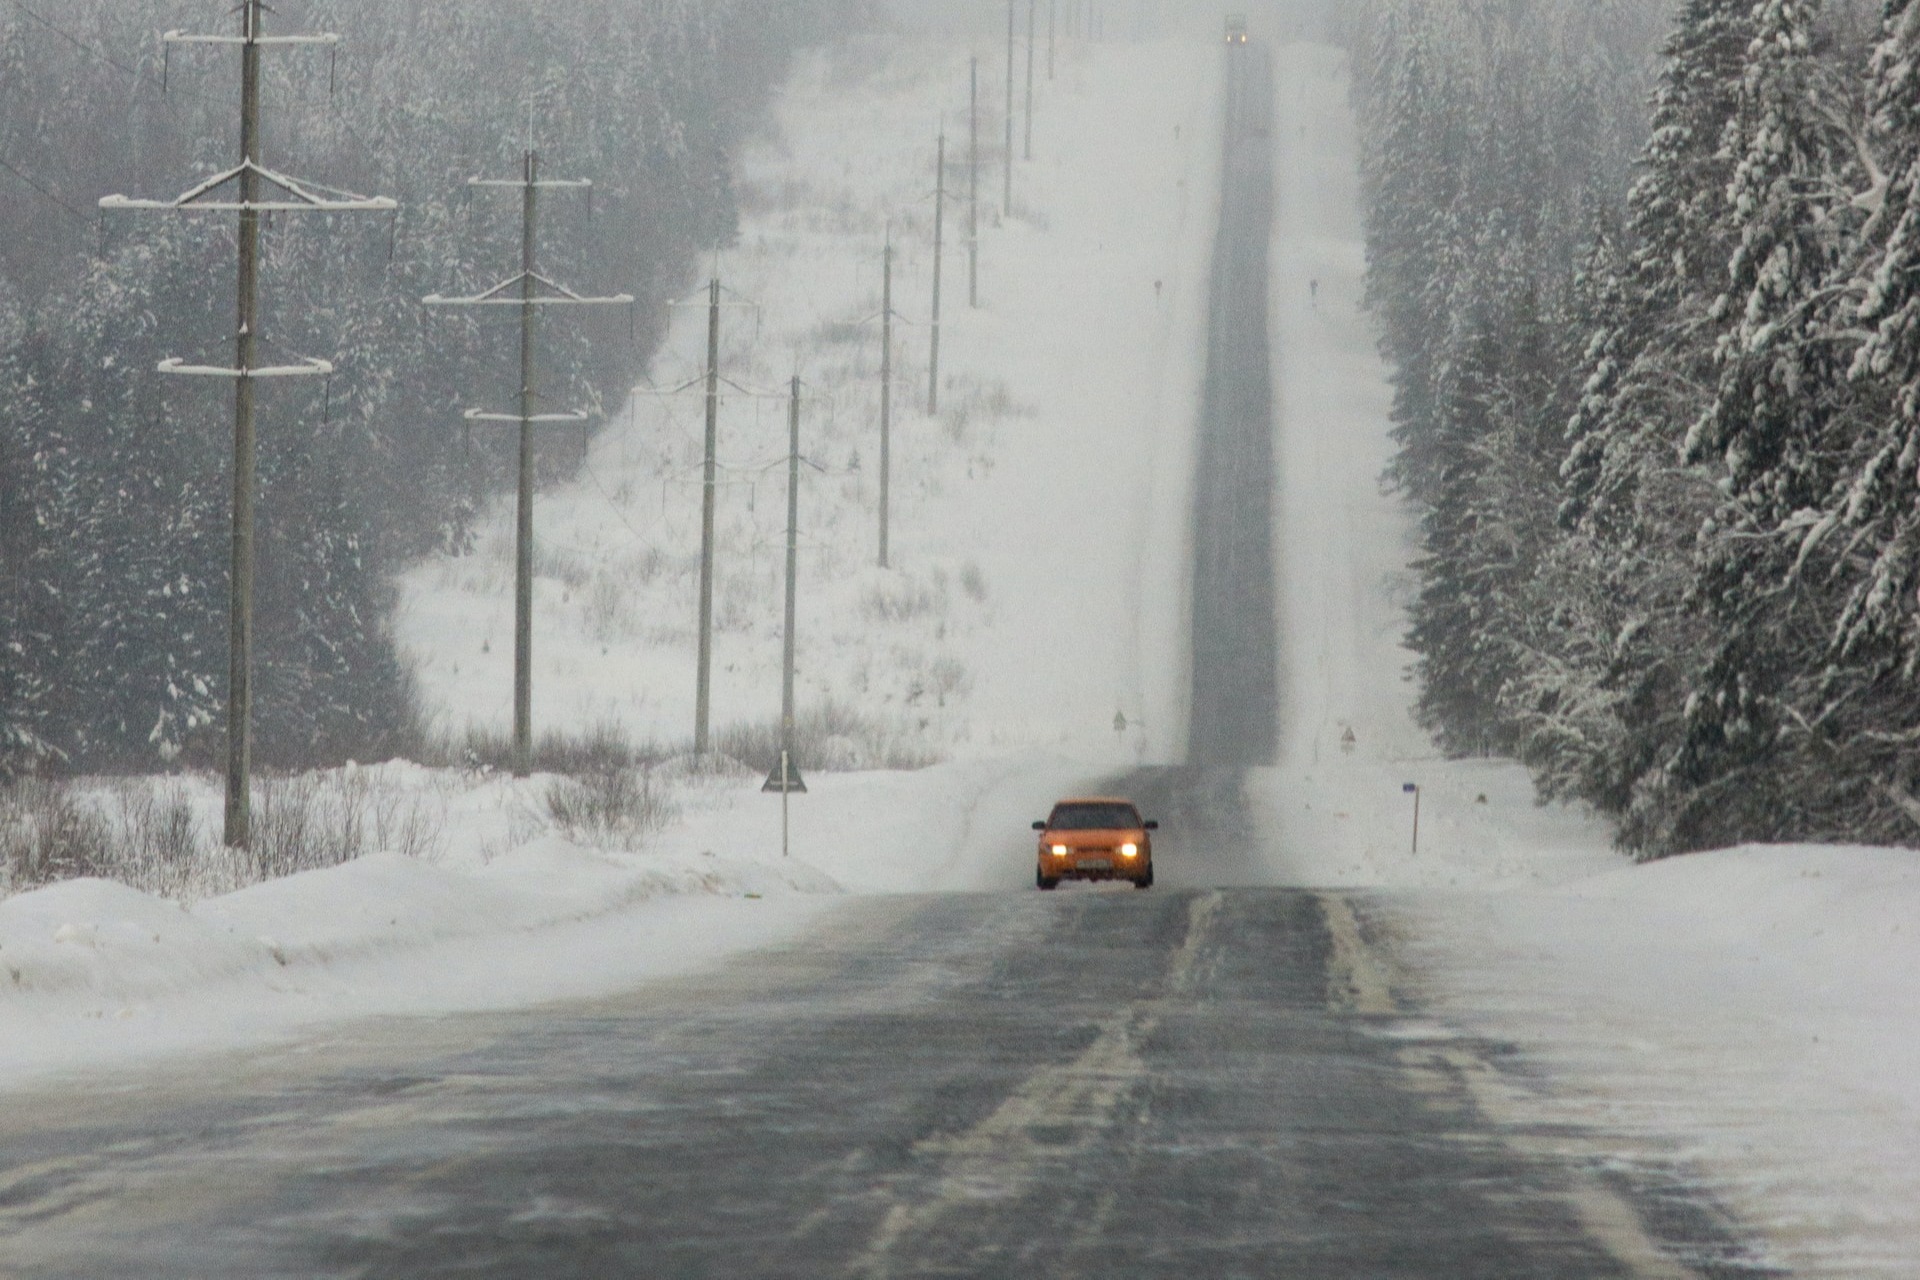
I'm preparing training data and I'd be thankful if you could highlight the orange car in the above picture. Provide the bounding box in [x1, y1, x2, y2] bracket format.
[1032, 798, 1157, 890]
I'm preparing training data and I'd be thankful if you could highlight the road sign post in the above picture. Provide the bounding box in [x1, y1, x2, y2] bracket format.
[763, 751, 808, 859]
[1402, 782, 1420, 855]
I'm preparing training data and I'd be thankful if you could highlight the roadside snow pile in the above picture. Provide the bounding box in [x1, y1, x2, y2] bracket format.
[0, 746, 1104, 1081]
[0, 843, 836, 1008]
[1410, 847, 1920, 1278]
[0, 773, 829, 1082]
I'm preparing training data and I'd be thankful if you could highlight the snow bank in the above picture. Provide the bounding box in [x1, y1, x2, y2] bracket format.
[1411, 848, 1920, 1277]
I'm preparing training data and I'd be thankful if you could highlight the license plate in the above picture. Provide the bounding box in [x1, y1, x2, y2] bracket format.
[1076, 858, 1111, 871]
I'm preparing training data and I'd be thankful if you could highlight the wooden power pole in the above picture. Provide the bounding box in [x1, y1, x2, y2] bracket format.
[969, 57, 980, 309]
[760, 374, 808, 852]
[1005, 2, 1015, 217]
[101, 0, 394, 849]
[696, 278, 722, 757]
[425, 149, 632, 778]
[879, 237, 894, 570]
[1025, 0, 1037, 160]
[930, 130, 945, 417]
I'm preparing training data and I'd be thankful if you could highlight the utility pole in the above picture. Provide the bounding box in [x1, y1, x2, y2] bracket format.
[879, 236, 894, 570]
[930, 130, 945, 417]
[638, 279, 756, 760]
[101, 0, 393, 850]
[425, 150, 632, 778]
[782, 375, 801, 775]
[778, 375, 803, 857]
[1049, 0, 1057, 80]
[969, 57, 980, 309]
[1004, 2, 1015, 217]
[698, 277, 721, 757]
[1025, 0, 1037, 161]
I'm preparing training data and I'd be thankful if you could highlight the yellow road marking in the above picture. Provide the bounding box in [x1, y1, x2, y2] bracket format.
[1319, 892, 1396, 1014]
[848, 893, 1222, 1278]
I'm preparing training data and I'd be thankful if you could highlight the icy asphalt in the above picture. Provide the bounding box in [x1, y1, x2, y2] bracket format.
[0, 42, 1773, 1279]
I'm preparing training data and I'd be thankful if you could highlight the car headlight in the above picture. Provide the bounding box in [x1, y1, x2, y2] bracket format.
[1120, 843, 1138, 858]
[1051, 844, 1069, 856]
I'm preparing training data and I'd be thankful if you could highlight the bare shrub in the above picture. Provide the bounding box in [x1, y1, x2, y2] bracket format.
[112, 782, 210, 898]
[585, 576, 634, 643]
[252, 776, 333, 879]
[863, 577, 945, 624]
[960, 561, 988, 603]
[533, 544, 593, 591]
[0, 778, 114, 891]
[928, 656, 971, 705]
[440, 722, 667, 776]
[251, 770, 444, 881]
[1011, 203, 1052, 232]
[942, 402, 972, 445]
[1, 770, 443, 902]
[717, 570, 762, 633]
[546, 768, 678, 848]
[620, 546, 670, 586]
[810, 318, 867, 347]
[938, 378, 1036, 445]
[714, 700, 942, 774]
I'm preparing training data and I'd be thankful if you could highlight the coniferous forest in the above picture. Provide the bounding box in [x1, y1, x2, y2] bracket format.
[0, 0, 862, 775]
[1355, 0, 1920, 855]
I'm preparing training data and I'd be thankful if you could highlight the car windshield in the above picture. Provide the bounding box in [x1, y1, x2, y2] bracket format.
[1049, 803, 1140, 831]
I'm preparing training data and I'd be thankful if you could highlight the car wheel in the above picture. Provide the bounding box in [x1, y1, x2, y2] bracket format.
[1135, 867, 1154, 889]
[1036, 867, 1059, 890]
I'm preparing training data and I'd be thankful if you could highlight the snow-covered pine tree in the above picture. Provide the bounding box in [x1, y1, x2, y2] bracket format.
[1780, 0, 1920, 843]
[1837, 0, 1920, 670]
[1688, 0, 1857, 509]
[1407, 209, 1565, 755]
[1658, 0, 1867, 850]
[0, 348, 56, 773]
[1561, 0, 1752, 532]
[20, 226, 230, 768]
[1365, 6, 1472, 505]
[1529, 0, 1754, 852]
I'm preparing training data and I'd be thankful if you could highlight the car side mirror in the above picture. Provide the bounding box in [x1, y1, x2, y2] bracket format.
[1032, 820, 1046, 831]
[1144, 820, 1159, 830]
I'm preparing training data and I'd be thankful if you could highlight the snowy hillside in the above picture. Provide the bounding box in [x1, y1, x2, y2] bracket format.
[396, 35, 1220, 768]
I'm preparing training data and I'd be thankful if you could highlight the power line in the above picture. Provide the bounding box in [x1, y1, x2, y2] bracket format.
[8, 0, 148, 82]
[7, 2, 387, 165]
[0, 151, 93, 225]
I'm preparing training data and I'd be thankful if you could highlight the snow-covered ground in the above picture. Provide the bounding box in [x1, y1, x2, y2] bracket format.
[2, 26, 1917, 1277]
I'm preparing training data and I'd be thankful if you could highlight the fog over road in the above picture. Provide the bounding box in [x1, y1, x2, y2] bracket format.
[0, 39, 1772, 1280]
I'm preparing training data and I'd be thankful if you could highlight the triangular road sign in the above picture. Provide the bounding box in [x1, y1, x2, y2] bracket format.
[762, 760, 808, 794]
